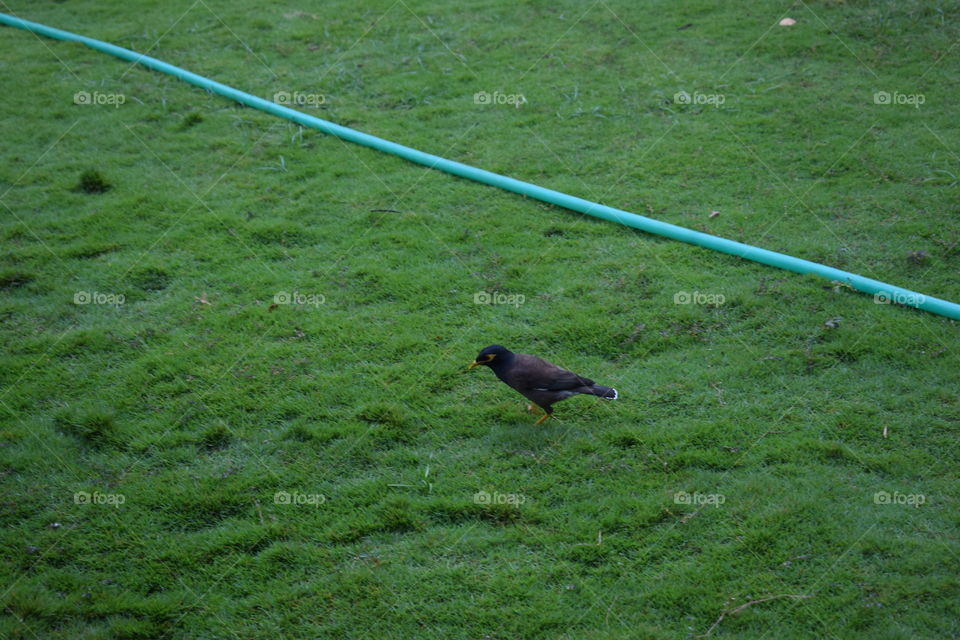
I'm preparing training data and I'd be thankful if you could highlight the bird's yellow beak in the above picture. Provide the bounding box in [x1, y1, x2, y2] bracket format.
[468, 353, 495, 370]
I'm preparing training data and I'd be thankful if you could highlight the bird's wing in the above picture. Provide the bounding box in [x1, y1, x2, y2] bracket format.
[511, 353, 594, 391]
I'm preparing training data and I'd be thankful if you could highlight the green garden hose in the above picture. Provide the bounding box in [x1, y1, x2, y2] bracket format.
[2, 12, 957, 320]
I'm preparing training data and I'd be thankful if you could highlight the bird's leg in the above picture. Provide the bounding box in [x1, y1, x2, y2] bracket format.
[533, 412, 552, 425]
[526, 403, 543, 415]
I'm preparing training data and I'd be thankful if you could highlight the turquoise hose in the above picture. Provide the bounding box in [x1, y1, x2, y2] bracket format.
[2, 12, 958, 320]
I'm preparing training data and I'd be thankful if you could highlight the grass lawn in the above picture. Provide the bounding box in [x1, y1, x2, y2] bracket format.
[1, 0, 959, 638]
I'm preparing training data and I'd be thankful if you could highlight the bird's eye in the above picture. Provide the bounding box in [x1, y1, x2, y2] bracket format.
[486, 354, 496, 362]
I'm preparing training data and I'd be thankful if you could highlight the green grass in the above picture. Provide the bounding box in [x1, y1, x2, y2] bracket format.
[1, 0, 959, 638]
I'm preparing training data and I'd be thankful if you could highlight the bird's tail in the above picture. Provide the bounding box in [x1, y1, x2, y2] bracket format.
[590, 385, 618, 400]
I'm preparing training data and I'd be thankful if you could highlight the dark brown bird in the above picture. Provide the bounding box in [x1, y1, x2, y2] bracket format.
[468, 345, 618, 424]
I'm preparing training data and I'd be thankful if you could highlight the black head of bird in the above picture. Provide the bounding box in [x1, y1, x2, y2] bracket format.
[469, 345, 617, 424]
[468, 344, 512, 371]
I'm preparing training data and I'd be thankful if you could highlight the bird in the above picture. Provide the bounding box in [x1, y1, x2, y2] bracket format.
[468, 345, 618, 424]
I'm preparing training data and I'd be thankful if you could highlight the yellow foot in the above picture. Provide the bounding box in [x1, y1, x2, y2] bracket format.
[533, 412, 552, 425]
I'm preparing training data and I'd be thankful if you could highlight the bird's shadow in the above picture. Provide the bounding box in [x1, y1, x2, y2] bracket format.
[480, 411, 587, 455]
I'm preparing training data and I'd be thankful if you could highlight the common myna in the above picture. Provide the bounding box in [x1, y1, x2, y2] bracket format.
[469, 345, 618, 424]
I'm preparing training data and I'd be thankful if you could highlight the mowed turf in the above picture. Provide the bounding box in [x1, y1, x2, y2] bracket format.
[1, 0, 958, 638]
